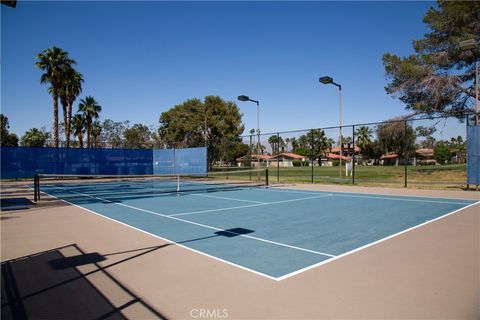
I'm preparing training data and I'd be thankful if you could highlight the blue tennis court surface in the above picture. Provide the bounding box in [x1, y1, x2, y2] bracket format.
[40, 181, 478, 280]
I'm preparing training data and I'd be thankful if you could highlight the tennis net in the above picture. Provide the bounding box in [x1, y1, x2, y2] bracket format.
[33, 168, 269, 201]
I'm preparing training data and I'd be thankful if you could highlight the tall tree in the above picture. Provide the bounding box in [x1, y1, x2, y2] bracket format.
[383, 1, 480, 116]
[307, 129, 328, 161]
[91, 120, 102, 148]
[290, 137, 299, 152]
[415, 125, 437, 148]
[124, 124, 153, 149]
[78, 96, 102, 148]
[62, 68, 84, 147]
[159, 96, 244, 167]
[376, 119, 416, 162]
[355, 126, 373, 155]
[35, 47, 76, 147]
[0, 114, 19, 147]
[285, 138, 291, 152]
[100, 119, 129, 148]
[267, 135, 284, 155]
[20, 128, 49, 147]
[71, 113, 86, 148]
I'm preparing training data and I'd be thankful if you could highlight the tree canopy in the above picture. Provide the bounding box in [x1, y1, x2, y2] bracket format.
[35, 46, 77, 147]
[383, 1, 480, 116]
[124, 124, 153, 149]
[376, 119, 416, 157]
[159, 96, 244, 166]
[20, 128, 50, 147]
[0, 114, 19, 147]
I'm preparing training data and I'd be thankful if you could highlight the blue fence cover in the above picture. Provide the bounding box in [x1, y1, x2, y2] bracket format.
[467, 125, 480, 185]
[153, 147, 206, 175]
[1, 146, 206, 179]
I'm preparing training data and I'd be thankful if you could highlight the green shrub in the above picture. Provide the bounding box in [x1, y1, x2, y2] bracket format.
[434, 144, 451, 164]
[292, 160, 302, 167]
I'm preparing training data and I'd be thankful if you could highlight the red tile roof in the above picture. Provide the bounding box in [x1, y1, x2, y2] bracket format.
[415, 148, 434, 156]
[325, 153, 350, 161]
[330, 146, 361, 153]
[380, 153, 398, 159]
[269, 152, 306, 160]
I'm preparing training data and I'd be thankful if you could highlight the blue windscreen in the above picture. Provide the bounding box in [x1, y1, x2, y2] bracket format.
[153, 147, 206, 175]
[467, 125, 480, 185]
[1, 146, 207, 179]
[0, 147, 153, 179]
[173, 147, 207, 175]
[152, 149, 175, 175]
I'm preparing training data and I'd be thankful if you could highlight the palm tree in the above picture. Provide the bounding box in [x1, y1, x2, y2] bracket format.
[78, 96, 102, 148]
[62, 68, 84, 148]
[268, 135, 280, 155]
[71, 113, 86, 148]
[326, 138, 335, 153]
[21, 128, 48, 147]
[290, 137, 298, 152]
[355, 126, 373, 154]
[35, 47, 76, 148]
[91, 120, 102, 148]
[285, 138, 290, 152]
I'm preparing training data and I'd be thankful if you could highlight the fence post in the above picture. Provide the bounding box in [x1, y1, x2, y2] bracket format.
[277, 132, 280, 182]
[352, 125, 355, 185]
[404, 120, 408, 188]
[249, 135, 252, 181]
[466, 116, 469, 190]
[310, 134, 314, 184]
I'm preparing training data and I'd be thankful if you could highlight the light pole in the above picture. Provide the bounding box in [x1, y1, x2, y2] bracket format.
[319, 76, 343, 180]
[238, 95, 260, 180]
[459, 39, 479, 125]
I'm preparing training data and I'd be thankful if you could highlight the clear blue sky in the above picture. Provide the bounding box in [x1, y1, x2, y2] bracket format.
[1, 1, 436, 137]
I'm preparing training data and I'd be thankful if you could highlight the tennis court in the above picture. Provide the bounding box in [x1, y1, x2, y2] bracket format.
[37, 175, 478, 280]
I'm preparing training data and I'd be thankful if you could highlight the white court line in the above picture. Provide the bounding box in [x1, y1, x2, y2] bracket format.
[36, 186, 479, 281]
[262, 188, 475, 205]
[276, 200, 480, 281]
[51, 186, 336, 258]
[34, 188, 279, 281]
[170, 194, 333, 217]
[191, 193, 267, 204]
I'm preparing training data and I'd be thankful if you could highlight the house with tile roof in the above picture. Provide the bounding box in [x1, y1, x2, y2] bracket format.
[236, 154, 272, 167]
[267, 152, 306, 167]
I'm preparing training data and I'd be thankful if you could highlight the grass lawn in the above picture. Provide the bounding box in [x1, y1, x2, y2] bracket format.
[213, 164, 468, 190]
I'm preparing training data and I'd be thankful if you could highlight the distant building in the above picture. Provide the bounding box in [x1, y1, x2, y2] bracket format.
[267, 152, 306, 167]
[379, 153, 399, 165]
[236, 154, 272, 167]
[414, 148, 436, 165]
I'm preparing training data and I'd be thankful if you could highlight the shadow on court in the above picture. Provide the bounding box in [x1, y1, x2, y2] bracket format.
[1, 229, 254, 320]
[1, 244, 166, 320]
[0, 198, 35, 212]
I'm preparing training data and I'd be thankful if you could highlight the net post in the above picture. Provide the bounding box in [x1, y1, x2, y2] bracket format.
[173, 146, 176, 175]
[176, 174, 180, 192]
[34, 174, 38, 202]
